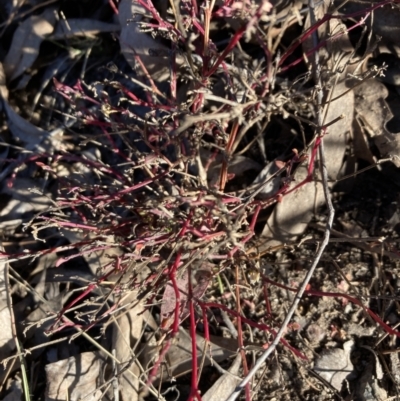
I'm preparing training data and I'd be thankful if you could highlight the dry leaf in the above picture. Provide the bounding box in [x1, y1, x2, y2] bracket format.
[0, 62, 9, 99]
[118, 0, 182, 80]
[1, 178, 53, 220]
[314, 340, 354, 391]
[160, 263, 212, 330]
[208, 155, 262, 187]
[153, 329, 237, 382]
[202, 355, 241, 401]
[352, 346, 387, 401]
[354, 79, 400, 167]
[251, 159, 283, 199]
[3, 7, 56, 81]
[261, 16, 353, 247]
[0, 246, 13, 363]
[390, 352, 400, 387]
[2, 101, 54, 152]
[59, 231, 124, 277]
[111, 290, 143, 401]
[45, 352, 104, 401]
[261, 83, 351, 246]
[51, 18, 119, 40]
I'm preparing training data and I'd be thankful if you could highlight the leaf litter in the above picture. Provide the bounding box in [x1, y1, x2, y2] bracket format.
[1, 0, 400, 400]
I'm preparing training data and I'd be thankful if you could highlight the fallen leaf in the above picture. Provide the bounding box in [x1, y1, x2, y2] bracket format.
[0, 246, 14, 364]
[0, 62, 9, 99]
[202, 355, 241, 401]
[251, 158, 283, 199]
[354, 78, 400, 167]
[111, 290, 143, 401]
[51, 18, 119, 40]
[261, 17, 353, 247]
[118, 0, 182, 80]
[314, 340, 355, 391]
[3, 7, 56, 81]
[352, 346, 387, 401]
[2, 101, 54, 152]
[153, 329, 237, 382]
[1, 178, 53, 220]
[45, 352, 104, 401]
[160, 263, 212, 330]
[261, 83, 351, 246]
[208, 155, 262, 187]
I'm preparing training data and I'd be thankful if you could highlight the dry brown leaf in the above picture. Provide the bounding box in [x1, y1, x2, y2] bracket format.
[3, 7, 56, 81]
[153, 329, 237, 382]
[160, 263, 212, 330]
[261, 83, 351, 246]
[118, 0, 182, 81]
[1, 178, 53, 220]
[202, 355, 241, 401]
[354, 78, 400, 167]
[261, 16, 353, 247]
[2, 101, 54, 152]
[314, 340, 354, 391]
[51, 18, 119, 40]
[111, 290, 143, 401]
[45, 352, 104, 401]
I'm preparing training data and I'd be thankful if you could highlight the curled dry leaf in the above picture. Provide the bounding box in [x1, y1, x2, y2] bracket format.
[45, 352, 104, 401]
[3, 7, 56, 81]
